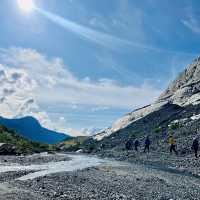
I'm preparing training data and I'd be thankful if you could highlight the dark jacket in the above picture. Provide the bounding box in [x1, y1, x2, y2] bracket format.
[134, 140, 140, 147]
[192, 139, 199, 150]
[145, 137, 151, 146]
[125, 139, 133, 150]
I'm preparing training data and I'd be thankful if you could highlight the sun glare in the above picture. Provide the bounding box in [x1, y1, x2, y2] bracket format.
[17, 0, 35, 12]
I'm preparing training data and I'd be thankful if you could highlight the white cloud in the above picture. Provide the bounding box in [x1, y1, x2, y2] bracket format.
[91, 107, 109, 112]
[0, 47, 162, 109]
[182, 16, 200, 34]
[89, 15, 110, 32]
[0, 47, 74, 87]
[81, 127, 103, 136]
[0, 65, 55, 131]
[181, 7, 200, 34]
[0, 47, 162, 136]
[52, 116, 82, 137]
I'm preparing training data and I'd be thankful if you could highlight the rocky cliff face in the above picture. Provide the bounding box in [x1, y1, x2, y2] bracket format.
[93, 102, 167, 141]
[93, 56, 200, 143]
[158, 57, 200, 106]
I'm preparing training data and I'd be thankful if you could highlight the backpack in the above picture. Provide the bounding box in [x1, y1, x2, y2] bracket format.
[125, 140, 132, 150]
[192, 139, 199, 149]
[135, 140, 139, 146]
[145, 138, 150, 146]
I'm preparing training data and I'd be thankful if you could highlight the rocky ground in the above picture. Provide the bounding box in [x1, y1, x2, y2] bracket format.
[9, 161, 200, 200]
[98, 149, 200, 176]
[0, 153, 198, 199]
[0, 153, 71, 166]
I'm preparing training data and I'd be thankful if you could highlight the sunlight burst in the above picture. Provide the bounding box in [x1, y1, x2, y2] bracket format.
[17, 0, 35, 12]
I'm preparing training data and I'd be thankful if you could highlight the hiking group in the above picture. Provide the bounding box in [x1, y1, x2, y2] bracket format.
[125, 134, 199, 158]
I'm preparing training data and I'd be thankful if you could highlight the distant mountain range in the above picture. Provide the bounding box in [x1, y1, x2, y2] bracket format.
[0, 116, 71, 144]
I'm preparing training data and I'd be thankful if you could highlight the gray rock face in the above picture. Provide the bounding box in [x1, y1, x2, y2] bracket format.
[93, 56, 200, 142]
[93, 102, 167, 141]
[158, 57, 200, 106]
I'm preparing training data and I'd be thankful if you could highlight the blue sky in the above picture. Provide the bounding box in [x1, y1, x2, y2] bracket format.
[0, 0, 199, 136]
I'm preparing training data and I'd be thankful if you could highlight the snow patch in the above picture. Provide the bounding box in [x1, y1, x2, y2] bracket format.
[191, 114, 200, 120]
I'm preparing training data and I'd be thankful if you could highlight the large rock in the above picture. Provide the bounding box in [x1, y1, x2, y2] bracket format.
[0, 143, 16, 155]
[158, 57, 200, 106]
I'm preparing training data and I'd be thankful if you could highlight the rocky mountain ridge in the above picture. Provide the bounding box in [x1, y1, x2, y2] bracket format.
[93, 57, 200, 143]
[74, 56, 200, 155]
[93, 102, 167, 141]
[157, 56, 200, 106]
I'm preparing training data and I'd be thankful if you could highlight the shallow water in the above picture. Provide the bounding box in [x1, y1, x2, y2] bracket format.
[0, 154, 106, 181]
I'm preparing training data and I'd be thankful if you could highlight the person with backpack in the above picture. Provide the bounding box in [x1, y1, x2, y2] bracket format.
[192, 136, 199, 158]
[134, 139, 140, 152]
[125, 138, 133, 150]
[168, 135, 178, 155]
[144, 136, 151, 153]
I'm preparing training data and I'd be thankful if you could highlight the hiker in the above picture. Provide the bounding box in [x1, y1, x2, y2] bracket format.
[192, 136, 199, 158]
[134, 139, 140, 151]
[144, 136, 151, 153]
[125, 138, 133, 150]
[168, 135, 178, 155]
[100, 143, 105, 150]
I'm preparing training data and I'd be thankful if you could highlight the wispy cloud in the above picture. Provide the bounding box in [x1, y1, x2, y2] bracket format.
[34, 7, 196, 56]
[182, 15, 200, 34]
[0, 47, 162, 109]
[95, 53, 142, 84]
[35, 8, 131, 51]
[0, 47, 162, 135]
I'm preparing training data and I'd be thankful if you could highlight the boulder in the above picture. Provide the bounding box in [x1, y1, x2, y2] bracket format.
[0, 143, 16, 155]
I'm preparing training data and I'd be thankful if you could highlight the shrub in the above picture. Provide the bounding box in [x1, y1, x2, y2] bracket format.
[169, 122, 179, 130]
[154, 126, 162, 133]
[0, 125, 54, 154]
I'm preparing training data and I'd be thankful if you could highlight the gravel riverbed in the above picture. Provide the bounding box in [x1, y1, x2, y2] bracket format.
[0, 153, 71, 166]
[0, 153, 199, 199]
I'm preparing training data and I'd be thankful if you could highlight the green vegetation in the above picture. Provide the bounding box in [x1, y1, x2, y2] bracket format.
[154, 126, 162, 133]
[60, 136, 92, 152]
[0, 125, 56, 154]
[169, 121, 180, 130]
[63, 136, 88, 146]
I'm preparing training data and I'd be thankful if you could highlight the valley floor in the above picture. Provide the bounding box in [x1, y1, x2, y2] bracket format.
[0, 153, 200, 199]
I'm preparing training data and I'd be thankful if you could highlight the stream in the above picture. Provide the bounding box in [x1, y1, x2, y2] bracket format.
[0, 153, 199, 184]
[0, 154, 107, 181]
